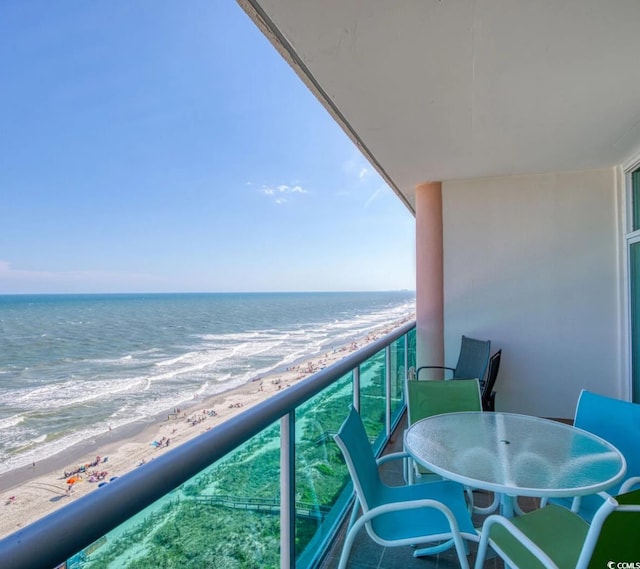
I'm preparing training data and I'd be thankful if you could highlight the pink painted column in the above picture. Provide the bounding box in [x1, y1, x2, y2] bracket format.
[415, 182, 444, 378]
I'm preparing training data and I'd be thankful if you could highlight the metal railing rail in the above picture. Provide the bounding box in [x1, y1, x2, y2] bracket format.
[0, 320, 415, 569]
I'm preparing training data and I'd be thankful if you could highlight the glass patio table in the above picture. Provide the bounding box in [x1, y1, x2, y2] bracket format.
[404, 411, 626, 517]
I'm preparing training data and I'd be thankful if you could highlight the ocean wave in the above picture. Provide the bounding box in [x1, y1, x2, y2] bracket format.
[0, 377, 150, 410]
[0, 414, 25, 431]
[155, 352, 194, 367]
[0, 423, 109, 474]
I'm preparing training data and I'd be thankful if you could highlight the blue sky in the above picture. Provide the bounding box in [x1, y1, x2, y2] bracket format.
[0, 1, 415, 294]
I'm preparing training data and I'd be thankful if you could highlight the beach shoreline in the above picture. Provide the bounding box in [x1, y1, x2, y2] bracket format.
[0, 317, 413, 539]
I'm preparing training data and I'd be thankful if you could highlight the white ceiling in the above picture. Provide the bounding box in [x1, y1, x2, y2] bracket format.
[239, 0, 640, 212]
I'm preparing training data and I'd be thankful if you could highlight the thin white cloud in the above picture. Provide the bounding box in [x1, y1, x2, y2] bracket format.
[342, 155, 373, 180]
[340, 155, 388, 207]
[282, 185, 306, 194]
[364, 186, 384, 208]
[259, 183, 308, 203]
[340, 157, 377, 199]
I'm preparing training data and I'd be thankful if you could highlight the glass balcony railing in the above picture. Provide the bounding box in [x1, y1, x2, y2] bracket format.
[0, 321, 416, 569]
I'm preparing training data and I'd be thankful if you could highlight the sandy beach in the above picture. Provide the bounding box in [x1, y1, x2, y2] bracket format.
[0, 317, 412, 539]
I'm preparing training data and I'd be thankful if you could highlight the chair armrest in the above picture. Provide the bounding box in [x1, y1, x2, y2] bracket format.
[366, 497, 455, 516]
[416, 366, 455, 380]
[376, 451, 412, 466]
[479, 514, 559, 569]
[620, 476, 640, 493]
[361, 497, 478, 541]
[568, 491, 612, 513]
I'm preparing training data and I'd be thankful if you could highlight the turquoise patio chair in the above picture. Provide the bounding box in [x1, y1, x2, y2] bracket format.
[474, 489, 640, 569]
[334, 407, 479, 569]
[417, 335, 491, 382]
[545, 390, 640, 520]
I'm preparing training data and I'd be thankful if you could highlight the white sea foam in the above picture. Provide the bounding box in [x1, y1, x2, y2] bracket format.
[0, 377, 149, 410]
[0, 424, 107, 474]
[155, 352, 194, 367]
[212, 373, 232, 383]
[0, 414, 25, 431]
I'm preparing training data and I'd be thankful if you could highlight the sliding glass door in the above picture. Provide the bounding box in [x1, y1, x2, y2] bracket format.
[630, 240, 640, 402]
[628, 168, 640, 403]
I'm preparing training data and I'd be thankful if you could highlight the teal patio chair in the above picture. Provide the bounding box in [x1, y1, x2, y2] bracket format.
[545, 390, 640, 520]
[417, 335, 491, 382]
[334, 407, 479, 569]
[474, 489, 640, 569]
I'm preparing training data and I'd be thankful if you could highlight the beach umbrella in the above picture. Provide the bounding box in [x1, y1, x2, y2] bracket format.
[66, 476, 81, 485]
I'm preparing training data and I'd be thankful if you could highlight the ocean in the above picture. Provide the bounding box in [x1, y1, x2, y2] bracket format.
[0, 291, 415, 475]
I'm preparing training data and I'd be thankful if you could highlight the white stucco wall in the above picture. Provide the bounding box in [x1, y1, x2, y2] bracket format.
[442, 168, 623, 418]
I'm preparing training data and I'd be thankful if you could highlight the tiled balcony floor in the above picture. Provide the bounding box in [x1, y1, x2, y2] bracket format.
[318, 414, 541, 569]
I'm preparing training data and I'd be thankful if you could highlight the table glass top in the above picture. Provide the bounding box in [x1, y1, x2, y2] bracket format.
[404, 412, 625, 497]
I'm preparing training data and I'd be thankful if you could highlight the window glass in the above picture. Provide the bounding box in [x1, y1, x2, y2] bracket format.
[632, 169, 640, 231]
[630, 242, 640, 403]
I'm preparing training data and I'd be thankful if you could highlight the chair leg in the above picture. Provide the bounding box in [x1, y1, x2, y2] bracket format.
[452, 533, 472, 569]
[408, 459, 415, 485]
[413, 539, 455, 557]
[337, 527, 357, 569]
[512, 496, 526, 517]
[473, 529, 492, 569]
[472, 491, 500, 515]
[337, 513, 369, 569]
[347, 498, 360, 531]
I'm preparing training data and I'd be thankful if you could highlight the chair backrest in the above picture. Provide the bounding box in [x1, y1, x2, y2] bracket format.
[334, 407, 383, 512]
[580, 489, 640, 569]
[406, 378, 482, 426]
[480, 349, 501, 410]
[574, 390, 640, 493]
[453, 335, 491, 381]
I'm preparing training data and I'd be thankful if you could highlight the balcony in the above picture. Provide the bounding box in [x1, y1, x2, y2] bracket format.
[0, 321, 424, 569]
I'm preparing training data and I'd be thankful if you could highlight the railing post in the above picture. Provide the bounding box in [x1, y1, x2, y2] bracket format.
[353, 366, 360, 412]
[280, 411, 295, 569]
[404, 331, 409, 380]
[385, 345, 392, 436]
